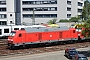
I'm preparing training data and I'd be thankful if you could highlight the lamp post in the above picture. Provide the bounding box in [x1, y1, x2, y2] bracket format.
[10, 23, 13, 31]
[32, 8, 35, 25]
[10, 21, 14, 31]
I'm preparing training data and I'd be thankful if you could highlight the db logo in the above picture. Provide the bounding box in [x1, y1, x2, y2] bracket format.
[50, 35, 52, 37]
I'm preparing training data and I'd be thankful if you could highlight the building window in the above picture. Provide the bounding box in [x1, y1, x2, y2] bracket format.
[67, 7, 71, 11]
[23, 14, 57, 18]
[78, 2, 83, 6]
[36, 1, 41, 4]
[0, 14, 7, 19]
[14, 28, 19, 30]
[10, 14, 12, 17]
[0, 21, 7, 25]
[0, 29, 2, 35]
[78, 9, 82, 13]
[4, 29, 9, 33]
[22, 7, 57, 11]
[50, 1, 57, 4]
[78, 15, 82, 19]
[22, 1, 57, 5]
[35, 8, 42, 11]
[67, 14, 71, 18]
[51, 8, 56, 11]
[10, 21, 12, 24]
[67, 1, 71, 5]
[0, 1, 6, 5]
[23, 8, 33, 11]
[0, 8, 6, 11]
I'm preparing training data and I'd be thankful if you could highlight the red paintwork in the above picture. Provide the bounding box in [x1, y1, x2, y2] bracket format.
[8, 28, 83, 46]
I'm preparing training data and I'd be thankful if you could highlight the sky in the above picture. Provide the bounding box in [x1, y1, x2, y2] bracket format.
[84, 0, 90, 1]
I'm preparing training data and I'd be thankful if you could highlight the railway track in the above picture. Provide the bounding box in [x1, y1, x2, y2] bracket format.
[0, 39, 90, 57]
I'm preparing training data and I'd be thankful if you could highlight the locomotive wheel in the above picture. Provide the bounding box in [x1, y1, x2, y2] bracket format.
[70, 40, 74, 44]
[73, 40, 77, 43]
[63, 42, 66, 45]
[9, 45, 15, 50]
[10, 46, 14, 50]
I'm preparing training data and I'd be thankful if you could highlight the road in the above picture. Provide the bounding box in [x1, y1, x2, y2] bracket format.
[0, 51, 67, 60]
[0, 46, 90, 60]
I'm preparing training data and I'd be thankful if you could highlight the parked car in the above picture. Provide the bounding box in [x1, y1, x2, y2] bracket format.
[72, 54, 88, 60]
[65, 48, 78, 59]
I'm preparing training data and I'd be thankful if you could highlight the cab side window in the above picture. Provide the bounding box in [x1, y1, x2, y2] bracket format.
[19, 34, 22, 37]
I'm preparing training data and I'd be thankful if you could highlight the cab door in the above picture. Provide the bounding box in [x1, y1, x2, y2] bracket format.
[18, 33, 26, 44]
[21, 33, 26, 44]
[16, 33, 22, 44]
[38, 33, 42, 42]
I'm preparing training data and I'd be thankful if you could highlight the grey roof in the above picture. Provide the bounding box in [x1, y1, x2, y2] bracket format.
[24, 26, 69, 33]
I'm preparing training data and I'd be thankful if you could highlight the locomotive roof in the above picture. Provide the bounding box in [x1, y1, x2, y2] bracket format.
[23, 26, 69, 33]
[0, 25, 46, 28]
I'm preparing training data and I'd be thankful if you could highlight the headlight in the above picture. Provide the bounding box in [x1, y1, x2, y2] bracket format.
[8, 39, 13, 41]
[11, 39, 13, 41]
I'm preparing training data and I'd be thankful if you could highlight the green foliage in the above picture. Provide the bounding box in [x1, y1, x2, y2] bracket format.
[82, 0, 90, 20]
[69, 17, 79, 22]
[82, 19, 90, 38]
[86, 19, 90, 23]
[59, 19, 69, 22]
[82, 30, 86, 36]
[81, 20, 86, 22]
[82, 7, 86, 19]
[47, 18, 57, 24]
[88, 3, 90, 14]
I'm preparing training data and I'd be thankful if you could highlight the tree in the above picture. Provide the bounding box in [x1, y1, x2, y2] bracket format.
[69, 17, 79, 22]
[82, 19, 90, 38]
[82, 7, 87, 20]
[82, 0, 90, 20]
[59, 19, 69, 22]
[47, 19, 57, 24]
[88, 3, 90, 15]
[84, 0, 89, 7]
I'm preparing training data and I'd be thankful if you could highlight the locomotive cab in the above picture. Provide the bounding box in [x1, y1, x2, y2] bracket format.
[8, 31, 16, 43]
[8, 30, 17, 49]
[8, 30, 26, 49]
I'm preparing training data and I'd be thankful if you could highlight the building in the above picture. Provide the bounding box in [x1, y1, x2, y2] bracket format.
[0, 0, 84, 25]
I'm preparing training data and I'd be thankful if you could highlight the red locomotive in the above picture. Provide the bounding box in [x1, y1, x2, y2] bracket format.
[7, 26, 84, 49]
